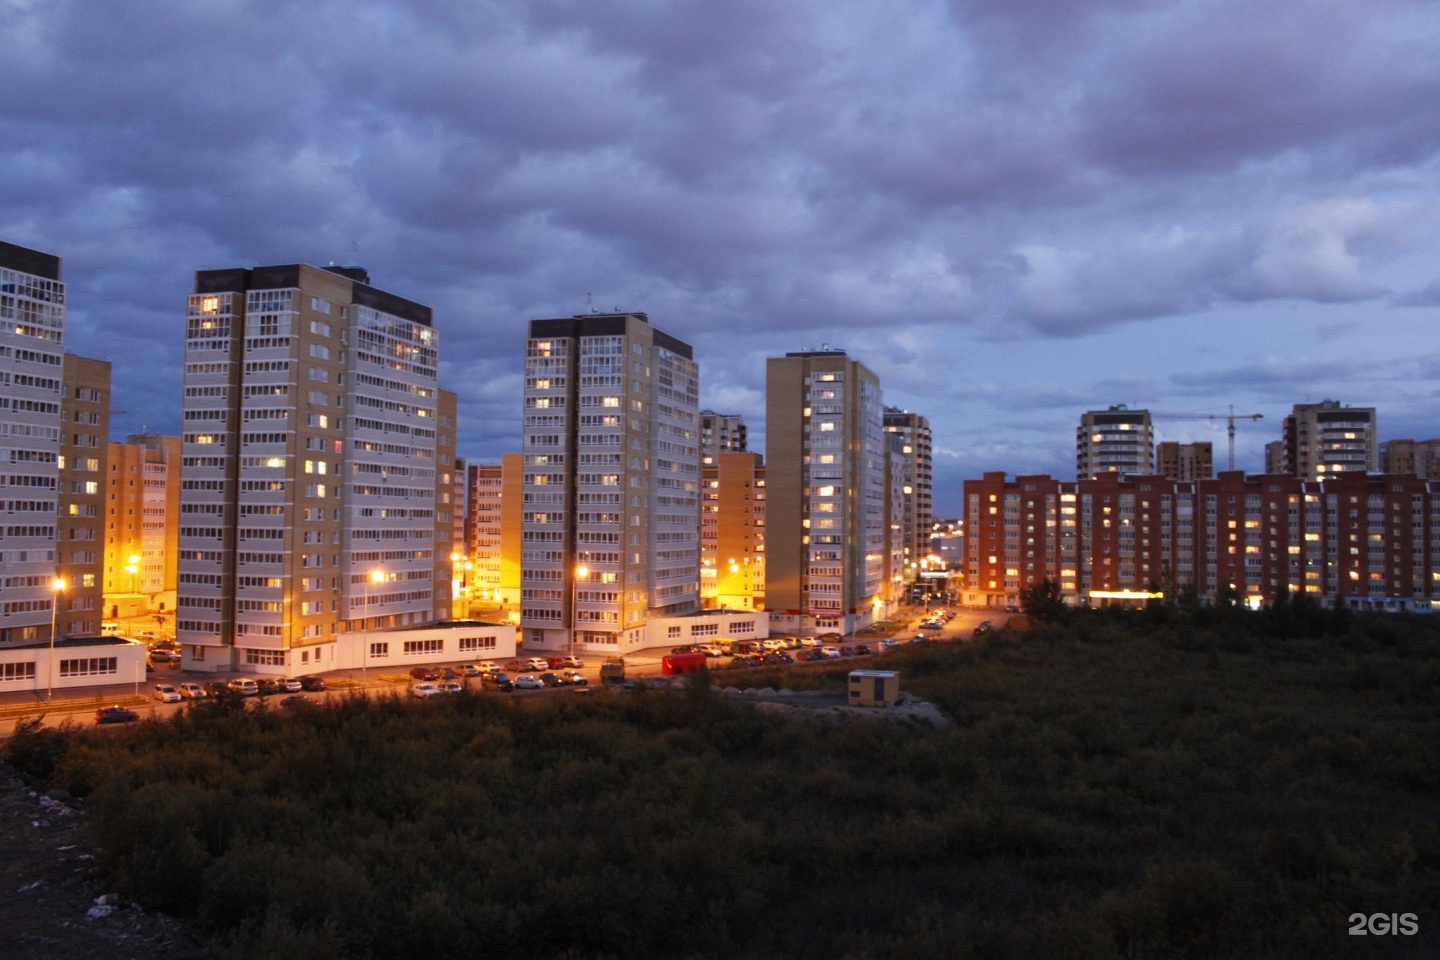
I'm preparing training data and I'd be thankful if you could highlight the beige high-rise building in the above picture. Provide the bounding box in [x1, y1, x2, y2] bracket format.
[882, 407, 933, 586]
[1157, 441, 1213, 481]
[700, 452, 765, 610]
[1279, 400, 1376, 480]
[700, 411, 747, 465]
[0, 240, 65, 647]
[466, 455, 523, 618]
[57, 353, 110, 639]
[1381, 439, 1440, 479]
[765, 349, 886, 636]
[177, 263, 443, 675]
[104, 434, 181, 621]
[1077, 405, 1154, 478]
[520, 313, 700, 654]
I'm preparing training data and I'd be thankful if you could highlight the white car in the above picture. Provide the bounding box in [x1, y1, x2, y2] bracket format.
[176, 682, 207, 700]
[513, 675, 544, 689]
[439, 681, 463, 695]
[410, 682, 443, 698]
[279, 678, 303, 693]
[798, 637, 821, 648]
[561, 655, 584, 668]
[819, 646, 842, 659]
[153, 684, 182, 703]
[227, 678, 259, 696]
[523, 657, 549, 672]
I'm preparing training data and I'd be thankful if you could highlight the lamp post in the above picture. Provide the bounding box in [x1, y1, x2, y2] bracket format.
[47, 577, 66, 701]
[571, 563, 587, 658]
[364, 569, 385, 686]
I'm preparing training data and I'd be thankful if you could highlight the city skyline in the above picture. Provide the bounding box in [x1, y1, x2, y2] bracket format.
[5, 1, 1440, 513]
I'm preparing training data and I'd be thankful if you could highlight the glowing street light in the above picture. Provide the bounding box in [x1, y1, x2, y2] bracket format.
[364, 569, 385, 685]
[47, 577, 66, 701]
[571, 563, 588, 657]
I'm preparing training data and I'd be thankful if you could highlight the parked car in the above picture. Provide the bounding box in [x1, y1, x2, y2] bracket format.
[559, 670, 588, 686]
[455, 664, 481, 677]
[176, 682, 207, 700]
[523, 657, 549, 672]
[410, 682, 443, 698]
[539, 672, 568, 687]
[878, 639, 901, 651]
[279, 678, 303, 693]
[819, 646, 842, 659]
[503, 660, 523, 673]
[439, 681, 463, 695]
[853, 644, 872, 656]
[409, 666, 439, 681]
[972, 621, 993, 639]
[476, 660, 500, 673]
[227, 678, 259, 697]
[95, 705, 139, 724]
[513, 675, 544, 689]
[256, 678, 280, 696]
[279, 695, 313, 709]
[153, 684, 182, 703]
[561, 655, 584, 669]
[488, 674, 514, 692]
[298, 675, 327, 692]
[798, 637, 821, 648]
[547, 657, 568, 669]
[203, 681, 230, 697]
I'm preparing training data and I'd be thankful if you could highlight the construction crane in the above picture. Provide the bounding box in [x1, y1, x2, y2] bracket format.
[1153, 406, 1264, 471]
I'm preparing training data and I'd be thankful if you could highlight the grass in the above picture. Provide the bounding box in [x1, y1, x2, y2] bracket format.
[5, 606, 1439, 959]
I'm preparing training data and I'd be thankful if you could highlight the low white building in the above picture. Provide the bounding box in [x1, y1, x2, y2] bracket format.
[0, 635, 149, 698]
[648, 607, 771, 648]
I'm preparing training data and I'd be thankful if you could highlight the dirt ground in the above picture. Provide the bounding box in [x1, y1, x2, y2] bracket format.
[0, 762, 216, 960]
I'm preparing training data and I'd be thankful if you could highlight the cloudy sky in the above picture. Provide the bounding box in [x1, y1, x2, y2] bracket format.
[5, 0, 1439, 512]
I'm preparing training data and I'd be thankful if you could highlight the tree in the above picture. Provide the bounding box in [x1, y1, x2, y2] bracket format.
[1020, 578, 1067, 624]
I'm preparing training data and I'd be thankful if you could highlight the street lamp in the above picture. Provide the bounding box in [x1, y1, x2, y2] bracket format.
[47, 577, 66, 701]
[364, 569, 385, 686]
[571, 564, 588, 657]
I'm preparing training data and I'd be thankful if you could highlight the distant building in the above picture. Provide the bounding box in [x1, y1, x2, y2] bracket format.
[700, 452, 766, 610]
[766, 349, 886, 636]
[465, 455, 523, 616]
[1381, 439, 1440, 479]
[1277, 400, 1376, 480]
[700, 411, 747, 464]
[1077, 405, 1154, 478]
[964, 469, 1440, 613]
[104, 434, 181, 620]
[0, 239, 64, 648]
[1157, 441, 1213, 481]
[57, 353, 110, 639]
[882, 407, 934, 586]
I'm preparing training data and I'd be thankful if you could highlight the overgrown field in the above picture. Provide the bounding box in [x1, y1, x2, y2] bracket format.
[6, 607, 1439, 960]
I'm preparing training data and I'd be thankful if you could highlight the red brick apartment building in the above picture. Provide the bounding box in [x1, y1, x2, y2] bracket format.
[964, 471, 1440, 613]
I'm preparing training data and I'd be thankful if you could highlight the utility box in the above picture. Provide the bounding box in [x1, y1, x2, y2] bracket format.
[847, 669, 899, 707]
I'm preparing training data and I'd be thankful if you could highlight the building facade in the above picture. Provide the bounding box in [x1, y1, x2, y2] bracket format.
[176, 263, 443, 675]
[700, 451, 766, 610]
[465, 454, 523, 618]
[105, 434, 182, 620]
[57, 353, 110, 639]
[964, 470, 1440, 613]
[882, 407, 933, 587]
[1157, 441, 1213, 482]
[1278, 400, 1377, 480]
[700, 411, 748, 464]
[0, 240, 65, 647]
[1381, 439, 1440, 480]
[519, 313, 700, 654]
[765, 349, 886, 636]
[1077, 406, 1154, 479]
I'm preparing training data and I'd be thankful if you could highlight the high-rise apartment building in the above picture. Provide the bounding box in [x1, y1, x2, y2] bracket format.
[766, 349, 886, 635]
[57, 353, 110, 638]
[0, 240, 65, 645]
[700, 411, 747, 465]
[700, 452, 766, 610]
[1380, 439, 1440, 480]
[105, 434, 181, 619]
[1278, 400, 1376, 480]
[1077, 405, 1154, 478]
[519, 313, 700, 653]
[1157, 441, 1213, 481]
[882, 407, 933, 585]
[466, 455, 523, 616]
[177, 264, 442, 675]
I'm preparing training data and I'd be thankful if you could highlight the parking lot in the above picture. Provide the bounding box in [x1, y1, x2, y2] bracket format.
[0, 607, 1006, 738]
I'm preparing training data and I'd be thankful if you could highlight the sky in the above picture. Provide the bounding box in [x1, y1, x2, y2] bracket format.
[4, 0, 1439, 514]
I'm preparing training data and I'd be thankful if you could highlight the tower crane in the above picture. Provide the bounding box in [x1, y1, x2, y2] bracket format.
[1153, 406, 1263, 471]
